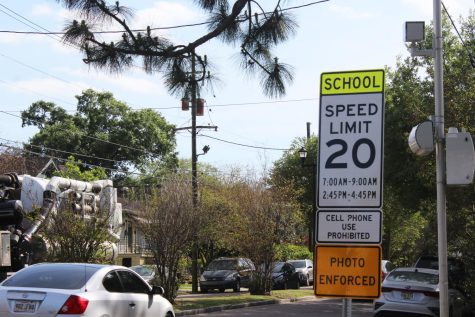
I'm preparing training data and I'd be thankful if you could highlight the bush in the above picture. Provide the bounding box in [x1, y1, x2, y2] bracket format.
[275, 244, 312, 261]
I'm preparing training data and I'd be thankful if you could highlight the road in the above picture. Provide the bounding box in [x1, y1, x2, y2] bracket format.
[191, 298, 374, 317]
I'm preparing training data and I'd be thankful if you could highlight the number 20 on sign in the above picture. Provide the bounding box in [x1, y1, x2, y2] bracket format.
[318, 69, 385, 208]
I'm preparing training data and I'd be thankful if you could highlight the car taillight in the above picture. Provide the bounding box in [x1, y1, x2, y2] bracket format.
[58, 295, 89, 314]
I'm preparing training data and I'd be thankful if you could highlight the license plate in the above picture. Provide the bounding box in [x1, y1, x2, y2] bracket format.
[402, 292, 414, 300]
[14, 300, 36, 313]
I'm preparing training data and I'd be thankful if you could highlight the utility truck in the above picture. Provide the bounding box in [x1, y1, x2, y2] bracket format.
[0, 173, 122, 280]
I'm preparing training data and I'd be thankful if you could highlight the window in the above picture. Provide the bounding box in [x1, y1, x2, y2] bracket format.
[117, 271, 150, 293]
[207, 259, 237, 271]
[103, 271, 123, 292]
[289, 261, 306, 268]
[2, 264, 98, 289]
[386, 271, 438, 285]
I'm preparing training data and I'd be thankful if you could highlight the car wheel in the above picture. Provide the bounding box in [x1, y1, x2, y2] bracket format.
[219, 288, 225, 293]
[200, 287, 208, 293]
[233, 280, 241, 292]
[166, 312, 174, 317]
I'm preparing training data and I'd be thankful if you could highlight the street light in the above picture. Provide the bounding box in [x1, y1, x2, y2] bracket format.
[298, 147, 308, 167]
[298, 147, 317, 251]
[196, 145, 210, 159]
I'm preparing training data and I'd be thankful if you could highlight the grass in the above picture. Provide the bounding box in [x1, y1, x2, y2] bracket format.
[174, 289, 314, 312]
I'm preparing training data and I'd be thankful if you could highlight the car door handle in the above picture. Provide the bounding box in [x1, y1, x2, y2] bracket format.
[129, 303, 136, 308]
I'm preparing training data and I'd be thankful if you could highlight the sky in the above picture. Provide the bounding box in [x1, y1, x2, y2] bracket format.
[0, 0, 473, 175]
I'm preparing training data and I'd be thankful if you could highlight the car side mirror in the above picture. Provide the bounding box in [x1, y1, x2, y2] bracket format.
[150, 285, 164, 295]
[308, 266, 313, 269]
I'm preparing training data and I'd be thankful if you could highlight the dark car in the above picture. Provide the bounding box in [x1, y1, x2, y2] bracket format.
[199, 257, 255, 293]
[287, 259, 313, 286]
[271, 262, 300, 290]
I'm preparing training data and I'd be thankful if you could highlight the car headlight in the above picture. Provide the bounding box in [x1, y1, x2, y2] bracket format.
[199, 275, 206, 282]
[225, 274, 235, 280]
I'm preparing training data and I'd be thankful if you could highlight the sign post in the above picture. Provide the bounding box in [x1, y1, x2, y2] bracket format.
[315, 69, 385, 316]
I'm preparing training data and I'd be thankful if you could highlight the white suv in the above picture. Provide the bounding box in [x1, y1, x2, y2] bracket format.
[287, 259, 313, 286]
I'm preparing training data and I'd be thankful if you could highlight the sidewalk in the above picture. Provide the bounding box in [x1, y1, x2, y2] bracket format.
[175, 296, 318, 316]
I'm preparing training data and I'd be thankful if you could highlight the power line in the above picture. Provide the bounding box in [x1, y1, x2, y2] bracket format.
[0, 142, 246, 180]
[199, 133, 290, 151]
[0, 4, 79, 49]
[0, 142, 141, 176]
[441, 1, 475, 68]
[2, 97, 318, 112]
[0, 1, 330, 35]
[0, 110, 161, 157]
[0, 137, 122, 165]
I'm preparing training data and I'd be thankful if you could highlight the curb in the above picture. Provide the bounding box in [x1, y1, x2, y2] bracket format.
[175, 296, 315, 316]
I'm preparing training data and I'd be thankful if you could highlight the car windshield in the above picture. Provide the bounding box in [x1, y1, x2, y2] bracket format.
[386, 271, 439, 285]
[289, 261, 306, 268]
[1, 264, 100, 289]
[131, 266, 155, 276]
[272, 262, 285, 273]
[207, 259, 237, 271]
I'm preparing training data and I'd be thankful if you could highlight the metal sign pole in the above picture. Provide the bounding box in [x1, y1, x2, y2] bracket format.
[342, 298, 352, 317]
[433, 0, 449, 316]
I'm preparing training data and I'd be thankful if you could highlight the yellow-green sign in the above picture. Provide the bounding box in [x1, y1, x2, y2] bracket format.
[321, 70, 384, 95]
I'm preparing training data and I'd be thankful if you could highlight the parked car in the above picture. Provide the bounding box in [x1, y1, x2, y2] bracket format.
[130, 265, 157, 285]
[270, 262, 300, 290]
[287, 259, 314, 286]
[199, 257, 255, 293]
[415, 255, 466, 290]
[0, 262, 175, 317]
[373, 267, 466, 317]
[381, 260, 396, 281]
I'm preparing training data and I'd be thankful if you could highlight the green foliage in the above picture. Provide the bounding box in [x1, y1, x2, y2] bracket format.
[53, 156, 107, 181]
[40, 209, 113, 264]
[21, 89, 177, 178]
[383, 11, 475, 296]
[275, 244, 312, 261]
[269, 136, 318, 244]
[386, 211, 428, 266]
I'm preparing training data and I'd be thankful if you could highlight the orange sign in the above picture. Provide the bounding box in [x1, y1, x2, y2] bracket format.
[314, 245, 381, 298]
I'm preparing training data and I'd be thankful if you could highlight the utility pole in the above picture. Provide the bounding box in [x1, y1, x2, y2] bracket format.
[190, 50, 199, 294]
[186, 50, 217, 293]
[406, 3, 448, 315]
[305, 122, 315, 252]
[433, 1, 449, 316]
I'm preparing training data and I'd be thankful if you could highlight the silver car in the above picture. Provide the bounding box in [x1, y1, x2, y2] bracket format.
[373, 267, 466, 317]
[0, 263, 175, 317]
[287, 259, 313, 286]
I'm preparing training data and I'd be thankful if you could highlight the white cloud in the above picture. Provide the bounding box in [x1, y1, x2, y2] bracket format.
[328, 4, 374, 20]
[0, 33, 28, 44]
[133, 2, 199, 29]
[31, 3, 55, 17]
[7, 78, 83, 105]
[55, 66, 168, 97]
[400, 0, 473, 18]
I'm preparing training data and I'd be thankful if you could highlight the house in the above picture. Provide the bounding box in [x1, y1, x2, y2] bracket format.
[116, 198, 154, 267]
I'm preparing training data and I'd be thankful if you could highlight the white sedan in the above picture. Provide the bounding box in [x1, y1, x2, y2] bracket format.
[373, 267, 466, 317]
[0, 263, 175, 317]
